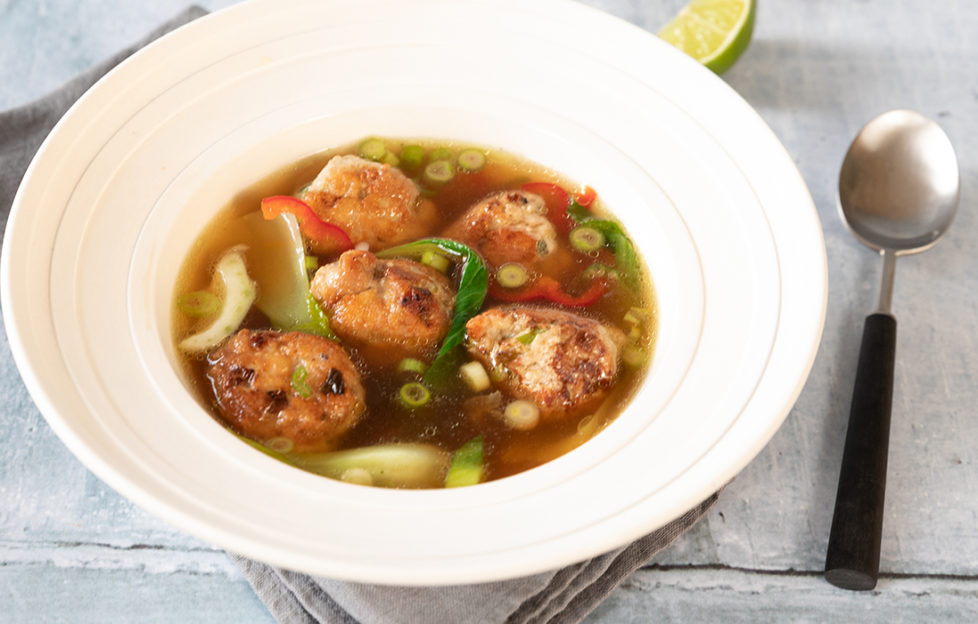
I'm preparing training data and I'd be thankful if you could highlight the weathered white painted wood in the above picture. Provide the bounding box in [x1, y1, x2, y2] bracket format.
[4, 560, 977, 624]
[586, 567, 978, 623]
[1, 564, 275, 623]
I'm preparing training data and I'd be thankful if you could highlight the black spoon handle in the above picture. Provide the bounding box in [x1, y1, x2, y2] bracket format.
[825, 312, 897, 590]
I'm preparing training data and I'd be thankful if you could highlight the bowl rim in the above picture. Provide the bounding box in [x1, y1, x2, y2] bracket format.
[0, 0, 827, 584]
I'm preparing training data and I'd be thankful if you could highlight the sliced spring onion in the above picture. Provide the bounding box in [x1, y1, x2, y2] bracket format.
[569, 225, 606, 253]
[623, 307, 648, 326]
[424, 160, 455, 184]
[358, 137, 387, 162]
[400, 144, 425, 168]
[457, 148, 486, 172]
[496, 262, 529, 288]
[382, 151, 400, 167]
[582, 262, 616, 280]
[586, 221, 639, 288]
[178, 249, 256, 354]
[397, 358, 429, 376]
[421, 250, 450, 273]
[177, 290, 220, 317]
[502, 400, 540, 431]
[516, 328, 541, 345]
[304, 255, 319, 273]
[430, 147, 453, 162]
[399, 382, 431, 408]
[445, 436, 484, 488]
[628, 324, 643, 342]
[459, 361, 491, 392]
[566, 206, 641, 289]
[292, 443, 451, 489]
[291, 365, 312, 398]
[622, 343, 648, 368]
[265, 437, 294, 454]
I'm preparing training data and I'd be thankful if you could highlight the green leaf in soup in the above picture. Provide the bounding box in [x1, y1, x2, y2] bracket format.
[565, 204, 639, 290]
[566, 200, 592, 224]
[596, 223, 640, 289]
[376, 238, 488, 387]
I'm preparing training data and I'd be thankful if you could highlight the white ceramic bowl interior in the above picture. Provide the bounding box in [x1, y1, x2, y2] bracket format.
[1, 0, 826, 584]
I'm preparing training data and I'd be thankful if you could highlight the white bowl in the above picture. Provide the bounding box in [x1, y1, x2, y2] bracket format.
[1, 0, 826, 584]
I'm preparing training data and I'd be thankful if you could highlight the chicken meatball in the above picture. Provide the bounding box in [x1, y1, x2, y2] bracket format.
[207, 329, 366, 452]
[444, 190, 558, 268]
[310, 249, 455, 363]
[465, 306, 625, 419]
[301, 154, 435, 249]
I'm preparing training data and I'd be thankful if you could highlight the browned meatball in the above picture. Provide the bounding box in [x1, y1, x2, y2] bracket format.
[444, 190, 558, 269]
[301, 154, 435, 250]
[207, 329, 366, 452]
[465, 306, 625, 419]
[310, 249, 455, 364]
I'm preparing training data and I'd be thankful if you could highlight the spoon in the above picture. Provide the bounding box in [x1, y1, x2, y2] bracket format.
[825, 109, 959, 590]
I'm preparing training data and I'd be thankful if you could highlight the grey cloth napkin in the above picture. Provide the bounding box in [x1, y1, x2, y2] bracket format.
[0, 6, 720, 624]
[230, 495, 718, 624]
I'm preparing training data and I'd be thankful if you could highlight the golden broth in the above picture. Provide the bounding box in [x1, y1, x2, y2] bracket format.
[173, 138, 656, 484]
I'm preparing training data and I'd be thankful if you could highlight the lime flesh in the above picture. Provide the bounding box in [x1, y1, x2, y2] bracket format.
[658, 0, 756, 74]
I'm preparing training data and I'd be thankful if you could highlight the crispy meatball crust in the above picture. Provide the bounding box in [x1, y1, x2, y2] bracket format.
[444, 190, 558, 269]
[207, 329, 366, 452]
[310, 249, 455, 363]
[301, 154, 435, 250]
[465, 305, 625, 419]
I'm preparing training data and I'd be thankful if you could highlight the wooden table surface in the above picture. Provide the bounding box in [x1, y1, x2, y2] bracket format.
[2, 0, 977, 621]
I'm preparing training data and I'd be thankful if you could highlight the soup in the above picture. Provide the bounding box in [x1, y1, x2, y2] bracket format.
[172, 137, 656, 488]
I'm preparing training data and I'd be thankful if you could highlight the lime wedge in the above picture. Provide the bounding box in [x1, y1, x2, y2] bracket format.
[657, 0, 756, 74]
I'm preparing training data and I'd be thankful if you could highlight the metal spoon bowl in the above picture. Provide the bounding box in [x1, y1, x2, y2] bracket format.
[840, 110, 959, 254]
[825, 109, 959, 590]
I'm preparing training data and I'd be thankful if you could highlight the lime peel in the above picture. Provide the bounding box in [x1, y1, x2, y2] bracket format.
[657, 0, 756, 74]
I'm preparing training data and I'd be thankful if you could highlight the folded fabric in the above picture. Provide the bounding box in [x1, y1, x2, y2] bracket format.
[230, 494, 717, 624]
[0, 6, 720, 624]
